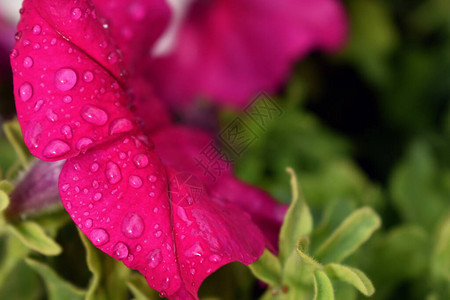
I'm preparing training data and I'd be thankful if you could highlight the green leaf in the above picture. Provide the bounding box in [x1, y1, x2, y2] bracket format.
[362, 225, 428, 299]
[313, 269, 334, 300]
[296, 237, 322, 269]
[431, 215, 450, 283]
[249, 249, 282, 286]
[2, 119, 30, 167]
[324, 263, 375, 296]
[0, 235, 30, 288]
[314, 207, 381, 264]
[0, 190, 9, 212]
[0, 180, 13, 194]
[79, 229, 130, 300]
[390, 141, 449, 230]
[78, 229, 105, 300]
[279, 168, 313, 263]
[127, 274, 158, 300]
[25, 258, 85, 300]
[6, 221, 62, 256]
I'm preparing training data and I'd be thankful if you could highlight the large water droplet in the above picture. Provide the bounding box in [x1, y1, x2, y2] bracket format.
[23, 56, 33, 68]
[183, 242, 204, 258]
[121, 212, 144, 239]
[128, 175, 143, 188]
[109, 118, 133, 135]
[147, 248, 162, 269]
[133, 154, 149, 168]
[25, 122, 42, 148]
[105, 161, 122, 184]
[19, 82, 33, 101]
[90, 228, 109, 246]
[113, 242, 129, 260]
[55, 68, 78, 91]
[76, 137, 94, 150]
[81, 105, 108, 125]
[71, 7, 82, 20]
[43, 140, 70, 158]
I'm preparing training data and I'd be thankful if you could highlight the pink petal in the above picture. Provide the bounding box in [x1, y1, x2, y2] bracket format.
[151, 126, 232, 185]
[11, 0, 138, 161]
[151, 126, 287, 251]
[209, 175, 288, 253]
[148, 0, 348, 107]
[59, 135, 264, 299]
[128, 76, 172, 134]
[92, 0, 171, 74]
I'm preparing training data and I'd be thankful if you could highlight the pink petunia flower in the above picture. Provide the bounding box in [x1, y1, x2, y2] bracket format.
[10, 1, 287, 298]
[147, 0, 348, 108]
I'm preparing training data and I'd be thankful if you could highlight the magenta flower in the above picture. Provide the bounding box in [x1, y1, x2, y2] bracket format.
[11, 1, 287, 298]
[148, 0, 348, 107]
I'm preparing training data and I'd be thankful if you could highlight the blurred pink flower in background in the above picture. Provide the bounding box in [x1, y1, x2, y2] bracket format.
[148, 0, 348, 108]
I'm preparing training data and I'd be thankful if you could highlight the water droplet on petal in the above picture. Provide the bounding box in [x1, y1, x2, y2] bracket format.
[80, 105, 108, 125]
[32, 25, 41, 35]
[161, 277, 170, 290]
[105, 161, 122, 184]
[63, 95, 73, 103]
[71, 7, 82, 20]
[154, 230, 162, 238]
[90, 228, 109, 246]
[46, 109, 58, 122]
[148, 174, 157, 183]
[107, 52, 118, 63]
[90, 163, 99, 172]
[9, 49, 18, 58]
[133, 154, 149, 168]
[85, 218, 93, 228]
[19, 82, 33, 101]
[14, 31, 22, 41]
[113, 242, 129, 260]
[183, 242, 204, 258]
[43, 140, 70, 158]
[55, 68, 77, 91]
[109, 118, 133, 135]
[190, 268, 196, 275]
[128, 175, 142, 188]
[209, 254, 222, 263]
[93, 192, 102, 201]
[23, 56, 33, 68]
[34, 99, 44, 111]
[82, 71, 94, 82]
[147, 248, 162, 269]
[121, 212, 144, 238]
[61, 125, 73, 139]
[76, 137, 94, 150]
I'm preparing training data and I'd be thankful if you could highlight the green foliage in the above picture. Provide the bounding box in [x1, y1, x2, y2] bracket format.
[25, 258, 85, 300]
[250, 169, 379, 299]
